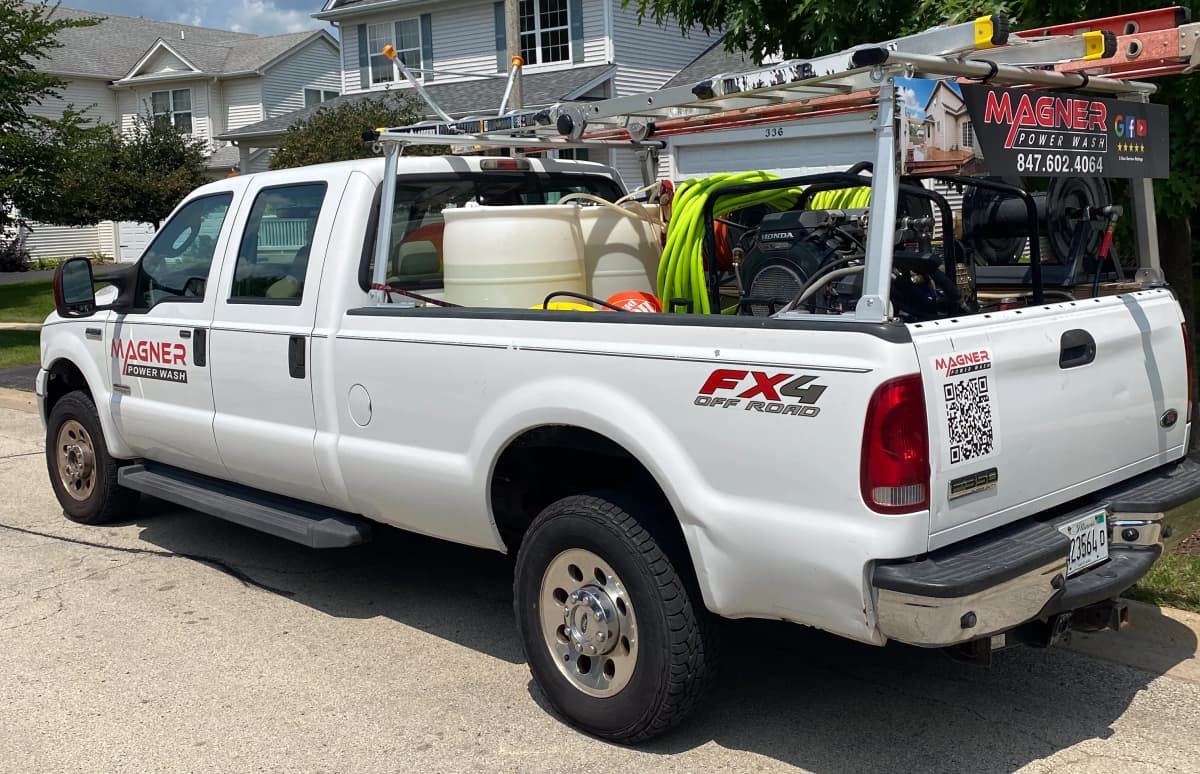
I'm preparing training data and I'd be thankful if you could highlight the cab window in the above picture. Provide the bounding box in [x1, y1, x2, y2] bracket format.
[135, 193, 232, 308]
[361, 172, 624, 291]
[230, 183, 328, 304]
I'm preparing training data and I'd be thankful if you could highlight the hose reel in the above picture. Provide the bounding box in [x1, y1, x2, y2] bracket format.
[962, 177, 1111, 265]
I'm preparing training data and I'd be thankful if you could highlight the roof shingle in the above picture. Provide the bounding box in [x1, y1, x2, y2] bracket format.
[37, 4, 327, 80]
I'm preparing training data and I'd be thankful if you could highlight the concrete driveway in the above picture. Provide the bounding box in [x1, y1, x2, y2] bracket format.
[2, 401, 1200, 773]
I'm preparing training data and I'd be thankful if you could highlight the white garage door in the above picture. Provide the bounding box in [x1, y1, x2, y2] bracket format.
[668, 111, 876, 180]
[118, 221, 157, 263]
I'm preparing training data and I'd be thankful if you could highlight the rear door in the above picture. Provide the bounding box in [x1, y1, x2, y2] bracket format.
[912, 289, 1189, 548]
[209, 178, 338, 506]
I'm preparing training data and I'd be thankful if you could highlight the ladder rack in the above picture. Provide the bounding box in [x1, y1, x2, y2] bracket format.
[365, 11, 1200, 153]
[365, 8, 1197, 318]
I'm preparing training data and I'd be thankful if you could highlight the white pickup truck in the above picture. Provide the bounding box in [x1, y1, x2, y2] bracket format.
[39, 149, 1200, 743]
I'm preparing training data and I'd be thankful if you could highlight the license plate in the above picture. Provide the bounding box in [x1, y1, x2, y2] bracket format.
[1058, 509, 1109, 576]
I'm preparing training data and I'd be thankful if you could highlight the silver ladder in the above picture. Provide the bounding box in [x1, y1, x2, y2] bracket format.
[371, 14, 1124, 150]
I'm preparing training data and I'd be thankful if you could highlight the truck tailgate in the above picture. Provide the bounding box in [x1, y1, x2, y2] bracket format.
[910, 288, 1189, 548]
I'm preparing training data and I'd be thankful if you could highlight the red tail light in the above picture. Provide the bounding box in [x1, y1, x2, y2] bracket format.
[1184, 322, 1193, 423]
[861, 374, 930, 514]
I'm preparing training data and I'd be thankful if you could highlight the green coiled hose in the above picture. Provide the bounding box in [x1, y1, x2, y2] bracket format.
[658, 173, 871, 314]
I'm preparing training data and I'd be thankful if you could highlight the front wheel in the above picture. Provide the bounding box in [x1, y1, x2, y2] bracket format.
[45, 391, 138, 524]
[513, 492, 717, 743]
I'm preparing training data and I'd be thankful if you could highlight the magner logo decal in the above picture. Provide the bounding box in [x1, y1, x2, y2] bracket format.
[111, 339, 188, 383]
[693, 368, 825, 417]
[934, 349, 991, 378]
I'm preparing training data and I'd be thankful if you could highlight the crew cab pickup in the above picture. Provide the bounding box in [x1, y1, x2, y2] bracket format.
[39, 153, 1200, 744]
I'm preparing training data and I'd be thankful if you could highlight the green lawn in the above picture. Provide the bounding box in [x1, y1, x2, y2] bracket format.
[1127, 501, 1200, 613]
[0, 279, 55, 323]
[0, 330, 40, 368]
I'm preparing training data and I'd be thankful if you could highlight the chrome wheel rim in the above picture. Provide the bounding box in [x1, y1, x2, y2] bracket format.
[57, 419, 97, 502]
[539, 548, 639, 697]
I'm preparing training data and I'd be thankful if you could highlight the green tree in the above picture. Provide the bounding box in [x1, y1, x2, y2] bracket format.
[0, 0, 99, 230]
[18, 114, 209, 227]
[270, 91, 444, 170]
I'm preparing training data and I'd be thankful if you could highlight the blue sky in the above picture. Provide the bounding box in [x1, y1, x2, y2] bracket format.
[896, 77, 962, 119]
[56, 0, 329, 36]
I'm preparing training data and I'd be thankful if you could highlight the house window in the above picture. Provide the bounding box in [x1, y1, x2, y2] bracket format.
[961, 120, 974, 149]
[151, 89, 192, 134]
[368, 19, 421, 84]
[304, 89, 340, 107]
[520, 0, 570, 65]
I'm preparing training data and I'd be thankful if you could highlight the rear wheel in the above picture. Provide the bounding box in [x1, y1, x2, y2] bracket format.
[514, 491, 717, 743]
[45, 391, 138, 524]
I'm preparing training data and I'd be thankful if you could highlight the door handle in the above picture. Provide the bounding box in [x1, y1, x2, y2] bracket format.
[1060, 329, 1096, 369]
[192, 328, 207, 367]
[288, 335, 306, 379]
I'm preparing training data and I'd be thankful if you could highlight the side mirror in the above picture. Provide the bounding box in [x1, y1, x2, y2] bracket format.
[53, 257, 97, 318]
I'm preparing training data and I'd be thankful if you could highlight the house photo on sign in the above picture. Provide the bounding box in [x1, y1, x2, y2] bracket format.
[894, 77, 1170, 180]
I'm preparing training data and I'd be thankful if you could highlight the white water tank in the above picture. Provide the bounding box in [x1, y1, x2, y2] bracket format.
[442, 205, 586, 308]
[577, 203, 662, 299]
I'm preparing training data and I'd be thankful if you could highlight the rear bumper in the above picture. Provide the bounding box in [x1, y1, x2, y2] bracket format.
[872, 457, 1199, 647]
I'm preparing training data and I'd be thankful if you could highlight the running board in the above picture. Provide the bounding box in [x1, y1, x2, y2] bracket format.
[118, 464, 372, 549]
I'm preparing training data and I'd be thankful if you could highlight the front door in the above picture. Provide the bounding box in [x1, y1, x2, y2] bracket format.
[209, 180, 334, 505]
[107, 192, 238, 479]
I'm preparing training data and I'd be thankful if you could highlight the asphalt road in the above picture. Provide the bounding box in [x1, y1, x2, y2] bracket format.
[3, 404, 1200, 774]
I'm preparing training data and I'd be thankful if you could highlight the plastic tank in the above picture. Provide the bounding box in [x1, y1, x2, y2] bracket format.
[442, 205, 586, 308]
[577, 203, 662, 299]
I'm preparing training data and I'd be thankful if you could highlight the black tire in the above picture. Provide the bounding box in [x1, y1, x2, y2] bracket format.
[513, 491, 717, 744]
[45, 391, 138, 524]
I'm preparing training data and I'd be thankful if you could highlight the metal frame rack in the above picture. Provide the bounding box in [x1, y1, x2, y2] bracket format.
[364, 9, 1199, 322]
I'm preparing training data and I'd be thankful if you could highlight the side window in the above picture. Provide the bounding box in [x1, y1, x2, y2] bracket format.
[136, 193, 233, 309]
[229, 183, 327, 304]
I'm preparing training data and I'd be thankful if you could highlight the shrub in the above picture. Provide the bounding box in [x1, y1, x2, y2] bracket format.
[0, 237, 30, 272]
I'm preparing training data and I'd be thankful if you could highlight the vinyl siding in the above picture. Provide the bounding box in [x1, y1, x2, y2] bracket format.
[579, 0, 606, 64]
[431, 4, 495, 76]
[26, 78, 117, 124]
[118, 79, 213, 147]
[24, 223, 104, 260]
[610, 5, 715, 96]
[339, 0, 610, 95]
[262, 38, 341, 118]
[223, 78, 265, 132]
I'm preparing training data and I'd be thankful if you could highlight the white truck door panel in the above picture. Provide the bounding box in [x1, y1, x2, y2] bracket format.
[912, 289, 1189, 547]
[209, 179, 339, 506]
[106, 192, 238, 479]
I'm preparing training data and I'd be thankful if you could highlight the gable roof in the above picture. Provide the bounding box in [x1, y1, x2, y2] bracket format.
[220, 64, 618, 143]
[663, 34, 759, 89]
[39, 5, 331, 81]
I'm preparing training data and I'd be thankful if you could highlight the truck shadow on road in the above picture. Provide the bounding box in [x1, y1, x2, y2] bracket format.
[133, 502, 1197, 774]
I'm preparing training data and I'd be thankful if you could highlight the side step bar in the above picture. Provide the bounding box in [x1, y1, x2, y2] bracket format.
[118, 464, 372, 549]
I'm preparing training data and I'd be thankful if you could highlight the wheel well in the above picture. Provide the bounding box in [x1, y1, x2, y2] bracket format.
[490, 425, 686, 556]
[44, 359, 91, 420]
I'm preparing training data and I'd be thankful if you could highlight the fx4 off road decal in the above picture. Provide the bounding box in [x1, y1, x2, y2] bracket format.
[694, 368, 825, 417]
[112, 339, 188, 384]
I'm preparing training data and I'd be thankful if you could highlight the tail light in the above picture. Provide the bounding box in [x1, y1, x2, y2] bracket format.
[1184, 322, 1193, 423]
[861, 374, 930, 514]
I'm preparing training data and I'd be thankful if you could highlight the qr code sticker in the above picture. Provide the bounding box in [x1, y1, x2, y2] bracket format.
[943, 375, 994, 465]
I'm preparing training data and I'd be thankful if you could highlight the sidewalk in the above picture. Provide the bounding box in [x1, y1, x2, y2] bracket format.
[0, 323, 40, 331]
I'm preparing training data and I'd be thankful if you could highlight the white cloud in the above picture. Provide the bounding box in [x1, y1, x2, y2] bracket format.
[225, 0, 321, 35]
[899, 86, 923, 118]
